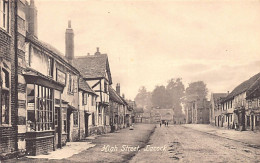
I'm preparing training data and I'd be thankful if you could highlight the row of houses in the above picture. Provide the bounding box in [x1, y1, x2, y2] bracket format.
[0, 0, 133, 159]
[210, 72, 260, 131]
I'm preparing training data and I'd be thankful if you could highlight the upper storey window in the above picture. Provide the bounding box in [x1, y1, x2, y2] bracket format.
[0, 0, 9, 32]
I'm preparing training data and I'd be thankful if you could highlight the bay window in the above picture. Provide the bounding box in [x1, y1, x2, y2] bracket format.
[27, 84, 54, 132]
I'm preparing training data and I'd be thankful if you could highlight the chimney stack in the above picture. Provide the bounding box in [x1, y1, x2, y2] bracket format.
[26, 0, 38, 38]
[95, 47, 101, 55]
[65, 20, 74, 61]
[116, 83, 120, 96]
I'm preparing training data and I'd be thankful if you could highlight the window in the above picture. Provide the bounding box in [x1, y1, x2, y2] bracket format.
[73, 111, 78, 126]
[104, 82, 107, 93]
[91, 96, 95, 106]
[47, 57, 54, 77]
[248, 101, 252, 109]
[82, 93, 87, 105]
[0, 67, 10, 125]
[68, 74, 75, 94]
[0, 0, 9, 32]
[26, 84, 54, 131]
[63, 109, 67, 133]
[54, 107, 58, 126]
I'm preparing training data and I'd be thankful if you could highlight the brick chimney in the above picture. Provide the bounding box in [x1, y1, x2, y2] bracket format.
[65, 20, 74, 61]
[116, 83, 120, 96]
[95, 47, 101, 55]
[26, 0, 38, 38]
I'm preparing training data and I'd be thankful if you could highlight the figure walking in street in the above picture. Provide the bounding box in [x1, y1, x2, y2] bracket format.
[160, 122, 161, 127]
[167, 122, 168, 127]
[165, 122, 166, 126]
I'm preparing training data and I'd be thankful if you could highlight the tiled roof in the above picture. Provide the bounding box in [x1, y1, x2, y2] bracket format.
[212, 93, 227, 105]
[79, 77, 97, 95]
[109, 86, 124, 105]
[73, 54, 112, 84]
[246, 76, 260, 99]
[224, 72, 260, 101]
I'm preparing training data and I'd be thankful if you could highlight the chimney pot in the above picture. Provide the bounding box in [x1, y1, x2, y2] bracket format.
[68, 20, 71, 28]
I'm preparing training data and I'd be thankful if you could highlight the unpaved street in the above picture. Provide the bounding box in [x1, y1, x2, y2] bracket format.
[6, 124, 260, 163]
[131, 125, 260, 163]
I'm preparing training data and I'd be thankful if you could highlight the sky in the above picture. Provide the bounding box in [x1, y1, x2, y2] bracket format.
[35, 0, 260, 100]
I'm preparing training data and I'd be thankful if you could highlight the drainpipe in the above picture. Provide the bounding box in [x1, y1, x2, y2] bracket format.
[14, 0, 19, 153]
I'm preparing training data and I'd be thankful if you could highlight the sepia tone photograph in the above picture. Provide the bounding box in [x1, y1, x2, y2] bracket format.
[0, 0, 260, 162]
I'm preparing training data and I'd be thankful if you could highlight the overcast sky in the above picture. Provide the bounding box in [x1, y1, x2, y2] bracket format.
[35, 0, 260, 100]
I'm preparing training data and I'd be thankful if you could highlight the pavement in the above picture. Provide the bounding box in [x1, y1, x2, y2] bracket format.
[26, 142, 96, 160]
[6, 124, 156, 163]
[182, 124, 260, 147]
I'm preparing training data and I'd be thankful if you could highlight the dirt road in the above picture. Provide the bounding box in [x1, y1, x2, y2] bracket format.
[131, 125, 260, 163]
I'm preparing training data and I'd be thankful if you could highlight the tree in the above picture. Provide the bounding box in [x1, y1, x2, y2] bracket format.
[166, 78, 185, 115]
[151, 85, 167, 108]
[134, 86, 151, 108]
[185, 81, 208, 100]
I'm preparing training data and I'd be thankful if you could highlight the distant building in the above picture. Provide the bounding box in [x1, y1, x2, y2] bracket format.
[210, 93, 227, 127]
[184, 96, 210, 124]
[134, 108, 144, 123]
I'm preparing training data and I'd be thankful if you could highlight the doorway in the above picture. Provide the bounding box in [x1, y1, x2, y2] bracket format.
[85, 113, 89, 137]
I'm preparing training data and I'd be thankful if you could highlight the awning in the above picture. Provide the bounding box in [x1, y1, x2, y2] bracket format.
[23, 69, 65, 91]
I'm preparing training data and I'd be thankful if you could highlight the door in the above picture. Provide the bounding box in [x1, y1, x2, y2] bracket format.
[85, 113, 89, 137]
[251, 115, 254, 131]
[67, 109, 72, 141]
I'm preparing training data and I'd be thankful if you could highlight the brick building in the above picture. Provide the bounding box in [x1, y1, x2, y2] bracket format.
[0, 0, 18, 159]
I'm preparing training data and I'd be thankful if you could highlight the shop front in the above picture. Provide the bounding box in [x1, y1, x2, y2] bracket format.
[24, 72, 64, 155]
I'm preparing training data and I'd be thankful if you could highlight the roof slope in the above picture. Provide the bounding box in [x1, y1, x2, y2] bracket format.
[212, 93, 227, 105]
[225, 72, 260, 101]
[246, 76, 260, 99]
[73, 54, 112, 84]
[109, 86, 124, 105]
[79, 77, 97, 95]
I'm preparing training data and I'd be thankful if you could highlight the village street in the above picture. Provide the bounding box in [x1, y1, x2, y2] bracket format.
[6, 123, 260, 163]
[131, 124, 260, 163]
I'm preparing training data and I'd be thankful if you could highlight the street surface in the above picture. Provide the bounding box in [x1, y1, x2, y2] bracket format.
[6, 124, 260, 163]
[131, 125, 260, 163]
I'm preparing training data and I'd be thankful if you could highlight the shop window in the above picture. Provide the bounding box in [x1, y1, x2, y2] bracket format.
[0, 0, 9, 32]
[73, 111, 78, 126]
[247, 116, 250, 127]
[0, 67, 10, 125]
[230, 114, 232, 122]
[26, 84, 54, 131]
